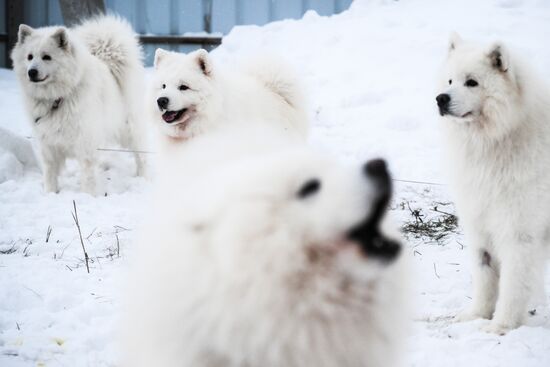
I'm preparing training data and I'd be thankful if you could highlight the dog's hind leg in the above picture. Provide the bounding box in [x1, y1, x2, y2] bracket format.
[79, 156, 98, 195]
[133, 150, 145, 177]
[484, 239, 545, 334]
[125, 115, 146, 177]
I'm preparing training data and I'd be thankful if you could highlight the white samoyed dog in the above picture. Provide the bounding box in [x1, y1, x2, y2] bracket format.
[11, 16, 146, 195]
[122, 127, 407, 367]
[436, 33, 550, 334]
[149, 49, 309, 148]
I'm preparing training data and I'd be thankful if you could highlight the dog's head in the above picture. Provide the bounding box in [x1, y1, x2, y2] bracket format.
[171, 134, 403, 291]
[436, 33, 522, 138]
[11, 25, 78, 97]
[150, 48, 222, 140]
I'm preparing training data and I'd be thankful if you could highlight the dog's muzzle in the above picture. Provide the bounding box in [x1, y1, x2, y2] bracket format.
[436, 93, 451, 116]
[28, 68, 47, 83]
[347, 159, 401, 263]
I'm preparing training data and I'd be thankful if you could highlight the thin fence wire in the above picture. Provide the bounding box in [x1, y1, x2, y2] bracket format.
[96, 148, 156, 154]
[24, 137, 447, 187]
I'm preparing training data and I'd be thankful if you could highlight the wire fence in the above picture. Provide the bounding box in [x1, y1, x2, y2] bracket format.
[22, 136, 447, 187]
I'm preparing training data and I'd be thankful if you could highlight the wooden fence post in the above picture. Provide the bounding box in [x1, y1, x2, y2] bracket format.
[59, 0, 105, 26]
[6, 0, 23, 68]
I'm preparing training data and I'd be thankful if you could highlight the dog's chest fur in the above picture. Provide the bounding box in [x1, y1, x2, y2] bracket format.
[447, 117, 550, 245]
[30, 97, 82, 149]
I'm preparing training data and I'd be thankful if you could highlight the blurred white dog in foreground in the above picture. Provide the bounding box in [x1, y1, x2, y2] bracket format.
[436, 33, 550, 334]
[149, 49, 309, 148]
[11, 16, 146, 195]
[122, 127, 407, 367]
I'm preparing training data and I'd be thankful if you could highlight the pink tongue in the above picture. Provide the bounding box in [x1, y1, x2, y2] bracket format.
[163, 111, 177, 122]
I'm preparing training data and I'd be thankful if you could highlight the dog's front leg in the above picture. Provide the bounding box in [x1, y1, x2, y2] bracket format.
[456, 244, 499, 322]
[456, 233, 499, 322]
[41, 147, 62, 193]
[484, 239, 544, 334]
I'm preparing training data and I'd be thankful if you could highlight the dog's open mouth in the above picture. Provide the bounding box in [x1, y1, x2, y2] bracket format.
[162, 108, 188, 124]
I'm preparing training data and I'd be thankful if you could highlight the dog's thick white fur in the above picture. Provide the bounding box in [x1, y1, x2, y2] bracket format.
[437, 33, 550, 334]
[149, 49, 309, 148]
[11, 15, 146, 194]
[122, 127, 407, 367]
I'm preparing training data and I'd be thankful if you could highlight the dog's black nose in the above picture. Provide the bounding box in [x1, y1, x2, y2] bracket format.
[363, 158, 391, 199]
[157, 97, 169, 110]
[436, 93, 450, 108]
[364, 159, 388, 181]
[28, 68, 38, 80]
[347, 158, 401, 263]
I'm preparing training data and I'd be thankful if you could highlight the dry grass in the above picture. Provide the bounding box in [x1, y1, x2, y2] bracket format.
[399, 200, 459, 245]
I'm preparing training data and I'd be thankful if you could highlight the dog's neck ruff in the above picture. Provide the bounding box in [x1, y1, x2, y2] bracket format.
[34, 98, 63, 124]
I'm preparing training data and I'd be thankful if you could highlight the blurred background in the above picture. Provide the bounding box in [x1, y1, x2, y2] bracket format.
[0, 0, 353, 67]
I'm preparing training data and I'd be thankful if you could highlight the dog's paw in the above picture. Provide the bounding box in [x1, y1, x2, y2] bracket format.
[43, 183, 59, 194]
[454, 309, 487, 323]
[481, 321, 514, 335]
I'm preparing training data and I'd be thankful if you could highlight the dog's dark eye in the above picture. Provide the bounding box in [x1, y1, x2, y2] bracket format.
[42, 54, 51, 61]
[27, 54, 33, 61]
[178, 84, 189, 91]
[465, 79, 478, 87]
[297, 179, 321, 199]
[161, 84, 166, 89]
[448, 79, 452, 85]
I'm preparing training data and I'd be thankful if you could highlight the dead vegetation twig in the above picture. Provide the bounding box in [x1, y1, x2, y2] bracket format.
[0, 242, 17, 255]
[45, 225, 52, 243]
[433, 263, 441, 279]
[71, 200, 90, 273]
[115, 233, 120, 258]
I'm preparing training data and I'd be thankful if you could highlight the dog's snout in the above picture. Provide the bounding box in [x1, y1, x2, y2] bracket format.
[363, 158, 391, 198]
[347, 158, 401, 263]
[157, 97, 169, 110]
[28, 68, 38, 80]
[436, 93, 450, 107]
[364, 159, 389, 182]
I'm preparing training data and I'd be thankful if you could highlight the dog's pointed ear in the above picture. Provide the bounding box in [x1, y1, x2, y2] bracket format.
[52, 28, 69, 50]
[449, 32, 463, 52]
[154, 48, 170, 69]
[18, 24, 34, 44]
[488, 43, 509, 72]
[194, 49, 212, 77]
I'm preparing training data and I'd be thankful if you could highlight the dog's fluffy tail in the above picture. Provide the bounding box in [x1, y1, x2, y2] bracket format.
[74, 15, 148, 169]
[245, 56, 305, 110]
[244, 56, 309, 137]
[74, 15, 143, 87]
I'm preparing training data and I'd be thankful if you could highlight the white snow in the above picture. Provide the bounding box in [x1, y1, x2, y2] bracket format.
[1, 0, 550, 366]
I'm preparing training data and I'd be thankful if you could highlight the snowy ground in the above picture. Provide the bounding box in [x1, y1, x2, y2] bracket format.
[1, 0, 550, 366]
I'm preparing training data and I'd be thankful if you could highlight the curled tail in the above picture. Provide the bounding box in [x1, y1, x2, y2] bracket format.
[74, 15, 143, 87]
[245, 56, 305, 110]
[244, 55, 309, 138]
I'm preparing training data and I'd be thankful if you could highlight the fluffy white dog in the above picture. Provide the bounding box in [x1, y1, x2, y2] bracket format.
[122, 127, 407, 367]
[436, 33, 550, 334]
[11, 16, 146, 195]
[149, 49, 309, 147]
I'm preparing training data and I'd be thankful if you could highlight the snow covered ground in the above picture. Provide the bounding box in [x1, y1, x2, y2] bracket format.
[1, 0, 550, 366]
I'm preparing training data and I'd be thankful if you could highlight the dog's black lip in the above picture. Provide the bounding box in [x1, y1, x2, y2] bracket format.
[439, 108, 472, 119]
[30, 75, 49, 83]
[162, 108, 187, 124]
[346, 160, 401, 263]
